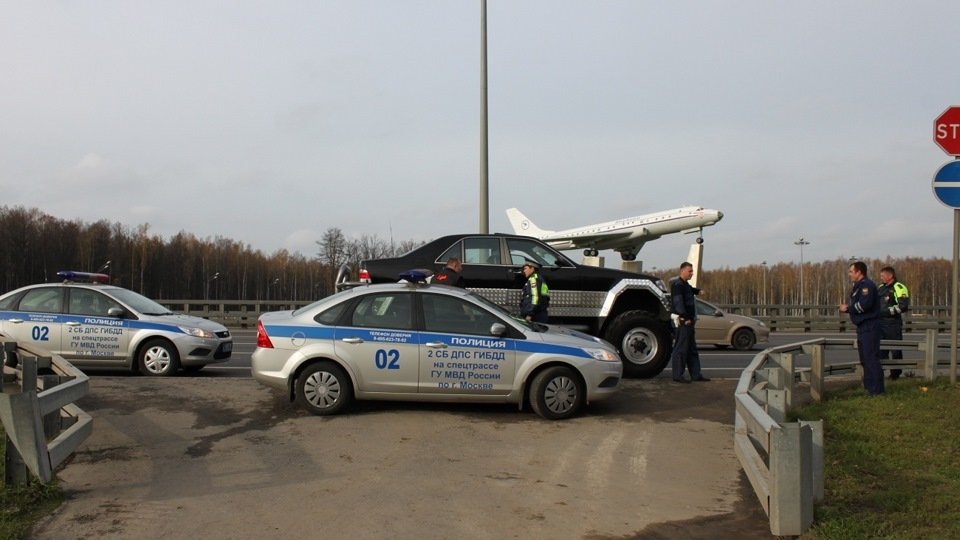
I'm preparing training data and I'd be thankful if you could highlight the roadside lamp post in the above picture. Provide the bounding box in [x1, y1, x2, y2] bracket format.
[794, 238, 810, 306]
[761, 261, 768, 314]
[206, 272, 220, 301]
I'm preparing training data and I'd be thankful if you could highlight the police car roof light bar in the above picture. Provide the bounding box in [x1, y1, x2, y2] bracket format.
[57, 271, 110, 284]
[398, 269, 433, 284]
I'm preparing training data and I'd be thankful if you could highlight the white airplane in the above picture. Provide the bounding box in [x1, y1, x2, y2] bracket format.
[505, 206, 724, 261]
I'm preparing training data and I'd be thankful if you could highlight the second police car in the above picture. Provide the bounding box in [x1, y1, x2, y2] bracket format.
[252, 271, 622, 420]
[0, 271, 232, 376]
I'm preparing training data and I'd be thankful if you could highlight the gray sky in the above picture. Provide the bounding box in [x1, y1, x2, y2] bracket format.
[2, 1, 959, 271]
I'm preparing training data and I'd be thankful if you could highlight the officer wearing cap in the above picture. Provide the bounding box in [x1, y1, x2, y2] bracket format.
[520, 260, 550, 323]
[839, 261, 884, 395]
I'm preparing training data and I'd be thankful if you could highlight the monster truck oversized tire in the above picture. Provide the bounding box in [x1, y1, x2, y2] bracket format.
[603, 310, 672, 378]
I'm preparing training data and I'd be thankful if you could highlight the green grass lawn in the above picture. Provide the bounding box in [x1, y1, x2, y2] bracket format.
[794, 378, 960, 539]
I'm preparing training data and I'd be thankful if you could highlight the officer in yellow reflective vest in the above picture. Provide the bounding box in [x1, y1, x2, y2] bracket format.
[878, 266, 910, 380]
[520, 260, 550, 323]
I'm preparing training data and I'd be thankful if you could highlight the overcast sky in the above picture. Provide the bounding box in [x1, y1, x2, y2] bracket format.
[3, 1, 959, 271]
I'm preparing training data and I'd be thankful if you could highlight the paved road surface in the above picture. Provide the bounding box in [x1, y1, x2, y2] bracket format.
[31, 376, 771, 539]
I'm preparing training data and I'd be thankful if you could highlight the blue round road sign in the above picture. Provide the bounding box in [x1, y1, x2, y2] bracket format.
[933, 161, 960, 208]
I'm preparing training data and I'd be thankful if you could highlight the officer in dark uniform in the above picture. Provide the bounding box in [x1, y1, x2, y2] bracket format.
[878, 266, 910, 380]
[433, 257, 465, 287]
[519, 260, 549, 323]
[669, 262, 709, 383]
[839, 261, 884, 395]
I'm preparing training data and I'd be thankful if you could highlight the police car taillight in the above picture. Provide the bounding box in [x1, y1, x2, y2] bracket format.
[256, 321, 274, 349]
[358, 268, 371, 283]
[56, 270, 109, 284]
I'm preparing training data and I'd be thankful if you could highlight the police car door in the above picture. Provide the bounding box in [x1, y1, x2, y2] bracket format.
[63, 288, 130, 362]
[333, 292, 419, 393]
[417, 292, 516, 395]
[0, 286, 65, 356]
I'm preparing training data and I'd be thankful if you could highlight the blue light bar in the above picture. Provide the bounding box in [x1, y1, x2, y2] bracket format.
[399, 269, 432, 284]
[57, 271, 110, 284]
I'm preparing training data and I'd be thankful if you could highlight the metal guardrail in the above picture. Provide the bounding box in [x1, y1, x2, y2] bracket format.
[0, 339, 92, 485]
[734, 329, 946, 536]
[161, 300, 956, 332]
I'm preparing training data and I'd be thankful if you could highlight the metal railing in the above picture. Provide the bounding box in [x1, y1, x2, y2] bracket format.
[158, 300, 955, 331]
[0, 339, 92, 485]
[734, 330, 946, 536]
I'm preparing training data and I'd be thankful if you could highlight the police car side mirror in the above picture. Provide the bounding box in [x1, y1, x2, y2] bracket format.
[490, 323, 506, 337]
[107, 307, 125, 318]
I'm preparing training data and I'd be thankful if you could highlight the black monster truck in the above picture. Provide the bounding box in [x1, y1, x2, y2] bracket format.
[337, 233, 674, 378]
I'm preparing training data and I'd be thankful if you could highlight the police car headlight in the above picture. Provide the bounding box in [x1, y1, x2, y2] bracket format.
[584, 348, 620, 362]
[179, 326, 215, 339]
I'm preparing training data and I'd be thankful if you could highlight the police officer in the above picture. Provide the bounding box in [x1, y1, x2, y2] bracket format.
[669, 262, 709, 383]
[878, 266, 910, 380]
[433, 257, 465, 287]
[520, 260, 549, 323]
[839, 261, 884, 396]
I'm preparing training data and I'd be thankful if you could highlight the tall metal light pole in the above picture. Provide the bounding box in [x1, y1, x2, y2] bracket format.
[794, 238, 810, 305]
[479, 0, 489, 233]
[761, 261, 767, 310]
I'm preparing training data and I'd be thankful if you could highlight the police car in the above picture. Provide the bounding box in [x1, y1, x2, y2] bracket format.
[252, 271, 622, 420]
[0, 271, 233, 376]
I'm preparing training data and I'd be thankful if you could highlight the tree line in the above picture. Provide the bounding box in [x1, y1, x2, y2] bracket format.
[0, 205, 951, 307]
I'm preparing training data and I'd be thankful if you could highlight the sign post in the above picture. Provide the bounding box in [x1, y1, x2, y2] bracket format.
[933, 106, 960, 384]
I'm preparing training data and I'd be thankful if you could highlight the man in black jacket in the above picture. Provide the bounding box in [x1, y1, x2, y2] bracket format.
[433, 257, 465, 288]
[669, 262, 709, 383]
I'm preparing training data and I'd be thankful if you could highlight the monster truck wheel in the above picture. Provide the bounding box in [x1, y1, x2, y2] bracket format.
[603, 310, 671, 378]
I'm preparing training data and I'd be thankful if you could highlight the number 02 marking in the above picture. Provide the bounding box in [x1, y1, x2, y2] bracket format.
[31, 326, 50, 341]
[375, 349, 400, 370]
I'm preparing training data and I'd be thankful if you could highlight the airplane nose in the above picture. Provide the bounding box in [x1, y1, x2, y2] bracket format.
[717, 211, 724, 220]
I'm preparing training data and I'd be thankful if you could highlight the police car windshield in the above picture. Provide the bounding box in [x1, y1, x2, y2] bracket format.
[107, 288, 174, 316]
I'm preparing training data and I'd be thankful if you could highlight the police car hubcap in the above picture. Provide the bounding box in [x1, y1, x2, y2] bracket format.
[304, 371, 341, 408]
[144, 347, 171, 374]
[544, 376, 576, 413]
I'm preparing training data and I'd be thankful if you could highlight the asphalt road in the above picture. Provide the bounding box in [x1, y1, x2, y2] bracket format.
[32, 374, 772, 539]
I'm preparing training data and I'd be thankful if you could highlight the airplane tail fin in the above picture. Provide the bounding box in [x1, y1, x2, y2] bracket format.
[505, 208, 553, 237]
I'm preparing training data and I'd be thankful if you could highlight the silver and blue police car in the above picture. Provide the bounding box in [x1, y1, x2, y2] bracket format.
[0, 271, 232, 376]
[252, 271, 622, 420]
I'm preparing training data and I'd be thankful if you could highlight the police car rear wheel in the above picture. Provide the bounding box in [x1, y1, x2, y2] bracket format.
[138, 339, 179, 377]
[529, 366, 583, 420]
[296, 362, 353, 416]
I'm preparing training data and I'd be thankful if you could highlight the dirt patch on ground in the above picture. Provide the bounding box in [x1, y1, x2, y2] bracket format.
[31, 377, 772, 539]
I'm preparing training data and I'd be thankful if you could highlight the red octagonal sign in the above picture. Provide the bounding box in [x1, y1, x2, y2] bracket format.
[935, 106, 960, 155]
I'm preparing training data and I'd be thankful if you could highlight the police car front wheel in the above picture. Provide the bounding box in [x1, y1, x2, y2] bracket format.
[296, 362, 354, 416]
[138, 339, 179, 377]
[529, 366, 584, 420]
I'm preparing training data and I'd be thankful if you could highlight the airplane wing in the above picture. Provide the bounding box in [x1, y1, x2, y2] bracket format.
[555, 231, 636, 249]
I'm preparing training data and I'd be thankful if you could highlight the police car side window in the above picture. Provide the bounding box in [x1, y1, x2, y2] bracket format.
[19, 288, 63, 313]
[315, 301, 349, 325]
[422, 294, 500, 336]
[69, 289, 117, 317]
[349, 293, 413, 330]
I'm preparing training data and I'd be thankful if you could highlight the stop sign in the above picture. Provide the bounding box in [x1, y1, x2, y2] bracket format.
[935, 106, 960, 155]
